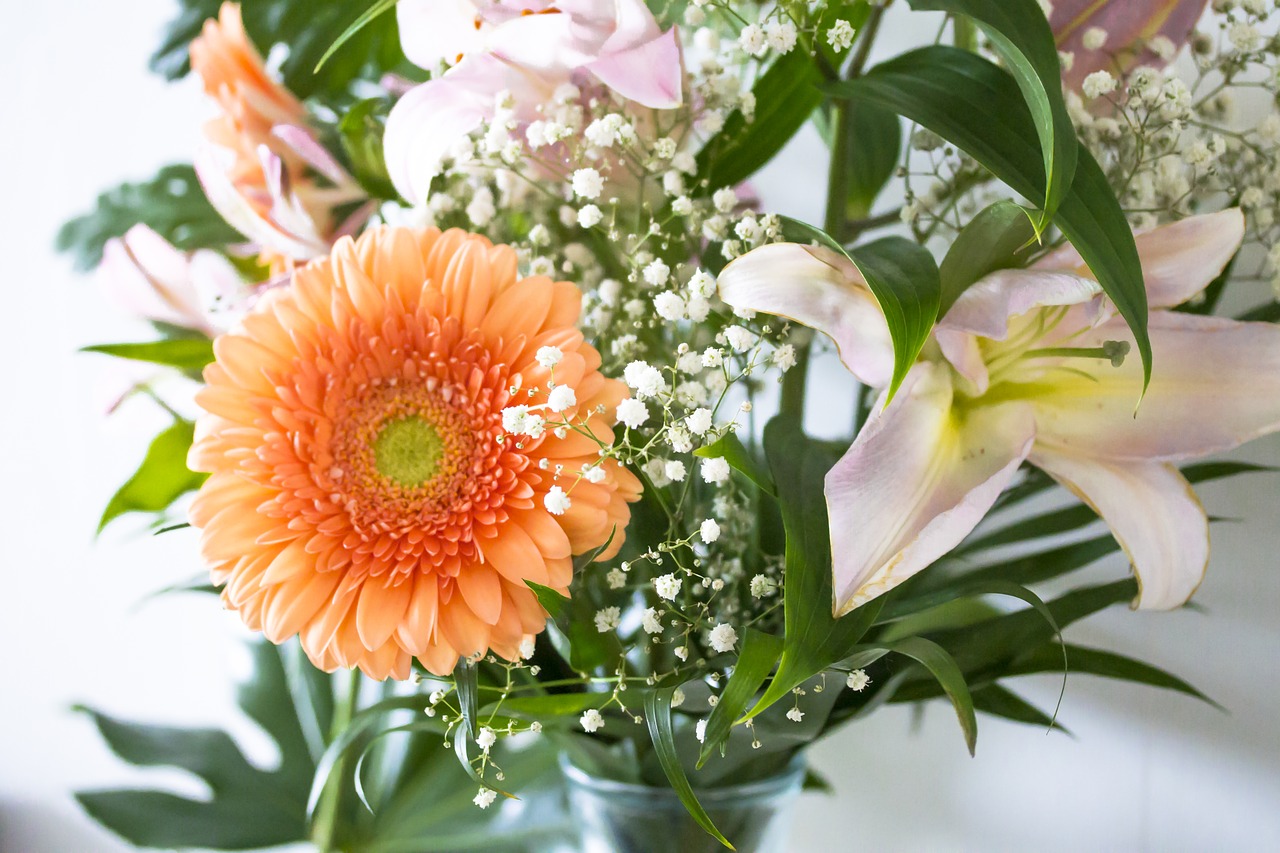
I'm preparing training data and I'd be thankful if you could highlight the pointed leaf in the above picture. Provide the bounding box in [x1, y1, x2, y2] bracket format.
[99, 420, 206, 533]
[644, 688, 733, 850]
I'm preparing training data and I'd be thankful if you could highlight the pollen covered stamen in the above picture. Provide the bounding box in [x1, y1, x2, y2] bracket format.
[374, 416, 447, 486]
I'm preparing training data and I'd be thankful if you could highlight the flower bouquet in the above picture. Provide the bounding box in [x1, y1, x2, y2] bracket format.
[63, 0, 1280, 850]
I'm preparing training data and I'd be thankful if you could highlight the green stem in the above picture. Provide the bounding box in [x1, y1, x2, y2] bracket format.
[310, 670, 362, 853]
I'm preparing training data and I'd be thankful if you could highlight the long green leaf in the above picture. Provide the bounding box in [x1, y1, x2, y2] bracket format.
[83, 339, 215, 372]
[99, 420, 206, 533]
[844, 99, 902, 220]
[1007, 644, 1221, 708]
[884, 637, 978, 755]
[827, 46, 1151, 392]
[455, 660, 479, 740]
[778, 219, 940, 404]
[696, 629, 784, 768]
[908, 0, 1077, 228]
[644, 689, 733, 850]
[972, 684, 1071, 733]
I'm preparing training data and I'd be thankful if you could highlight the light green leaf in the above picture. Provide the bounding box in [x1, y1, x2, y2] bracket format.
[643, 689, 733, 850]
[908, 0, 1077, 229]
[696, 629, 784, 768]
[778, 218, 940, 404]
[338, 97, 398, 200]
[938, 200, 1038, 315]
[827, 46, 1152, 393]
[694, 432, 775, 495]
[884, 636, 978, 755]
[83, 339, 215, 373]
[524, 581, 569, 620]
[454, 659, 479, 740]
[99, 420, 206, 533]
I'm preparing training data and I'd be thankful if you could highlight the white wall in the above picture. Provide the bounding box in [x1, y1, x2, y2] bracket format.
[2, 2, 1277, 851]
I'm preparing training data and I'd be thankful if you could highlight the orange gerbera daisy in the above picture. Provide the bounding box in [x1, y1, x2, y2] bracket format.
[188, 226, 642, 679]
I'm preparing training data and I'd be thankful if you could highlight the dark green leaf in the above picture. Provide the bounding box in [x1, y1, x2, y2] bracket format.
[697, 50, 824, 190]
[338, 97, 399, 200]
[778, 218, 940, 404]
[938, 200, 1037, 315]
[694, 432, 775, 495]
[83, 339, 215, 372]
[972, 684, 1071, 733]
[1007, 644, 1221, 709]
[56, 164, 239, 271]
[908, 0, 1077, 227]
[151, 0, 408, 101]
[1238, 301, 1280, 322]
[827, 46, 1151, 392]
[696, 629, 784, 768]
[643, 689, 733, 850]
[843, 100, 902, 220]
[99, 420, 206, 533]
[884, 637, 978, 754]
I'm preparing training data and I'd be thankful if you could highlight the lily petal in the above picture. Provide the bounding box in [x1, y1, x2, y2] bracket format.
[718, 243, 894, 387]
[827, 363, 1036, 615]
[1051, 0, 1209, 90]
[1030, 311, 1280, 461]
[588, 26, 684, 109]
[396, 0, 489, 69]
[940, 269, 1101, 340]
[1029, 447, 1208, 610]
[1033, 210, 1244, 309]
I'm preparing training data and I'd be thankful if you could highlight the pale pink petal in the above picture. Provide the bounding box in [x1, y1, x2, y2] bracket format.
[935, 328, 989, 394]
[396, 0, 488, 68]
[486, 13, 597, 72]
[940, 269, 1101, 340]
[588, 27, 684, 109]
[1051, 0, 1210, 90]
[1032, 210, 1244, 309]
[827, 363, 1037, 615]
[1029, 311, 1280, 461]
[98, 225, 210, 332]
[271, 124, 356, 188]
[383, 63, 497, 205]
[1029, 447, 1208, 610]
[717, 243, 894, 387]
[194, 143, 323, 260]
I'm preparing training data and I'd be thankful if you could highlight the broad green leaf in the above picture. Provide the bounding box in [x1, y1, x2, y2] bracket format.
[56, 164, 239, 271]
[779, 218, 940, 404]
[83, 339, 215, 373]
[1007, 644, 1221, 709]
[696, 628, 784, 768]
[694, 432, 775, 495]
[99, 420, 206, 533]
[884, 636, 978, 754]
[843, 99, 902, 221]
[75, 641, 314, 850]
[697, 50, 824, 190]
[743, 418, 883, 721]
[525, 581, 569, 620]
[908, 0, 1077, 228]
[972, 684, 1071, 733]
[150, 0, 408, 102]
[938, 200, 1038, 315]
[827, 46, 1152, 392]
[643, 688, 733, 850]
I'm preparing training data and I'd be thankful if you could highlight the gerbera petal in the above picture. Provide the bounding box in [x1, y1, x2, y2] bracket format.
[356, 577, 414, 650]
[1029, 447, 1208, 610]
[263, 571, 342, 644]
[827, 364, 1037, 615]
[456, 565, 504, 625]
[1030, 311, 1280, 461]
[718, 243, 894, 387]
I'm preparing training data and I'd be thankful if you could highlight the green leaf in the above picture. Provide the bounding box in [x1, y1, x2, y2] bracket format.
[938, 200, 1038, 315]
[479, 693, 603, 720]
[75, 641, 315, 849]
[315, 0, 398, 73]
[971, 684, 1071, 733]
[908, 0, 1077, 229]
[150, 0, 408, 102]
[99, 420, 206, 533]
[696, 49, 825, 190]
[524, 581, 569, 620]
[742, 418, 882, 721]
[778, 218, 940, 404]
[1238, 301, 1280, 322]
[1007, 644, 1221, 709]
[843, 99, 902, 221]
[83, 339, 216, 373]
[827, 46, 1152, 393]
[884, 636, 978, 754]
[696, 629, 784, 768]
[338, 97, 399, 200]
[694, 432, 775, 495]
[454, 660, 479, 740]
[643, 689, 733, 850]
[56, 164, 239, 271]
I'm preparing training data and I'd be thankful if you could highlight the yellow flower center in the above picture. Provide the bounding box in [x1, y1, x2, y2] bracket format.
[374, 416, 446, 487]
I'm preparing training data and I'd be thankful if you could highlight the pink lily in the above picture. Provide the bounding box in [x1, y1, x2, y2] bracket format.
[719, 210, 1280, 614]
[385, 0, 684, 204]
[98, 224, 248, 336]
[1050, 0, 1209, 91]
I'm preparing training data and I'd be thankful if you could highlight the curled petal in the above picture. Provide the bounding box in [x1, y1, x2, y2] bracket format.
[827, 364, 1036, 615]
[99, 225, 212, 333]
[588, 26, 684, 108]
[1030, 311, 1280, 461]
[718, 243, 894, 387]
[1030, 447, 1208, 610]
[941, 269, 1101, 340]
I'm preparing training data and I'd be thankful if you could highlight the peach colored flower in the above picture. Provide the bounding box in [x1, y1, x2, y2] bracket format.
[190, 3, 368, 269]
[188, 226, 642, 679]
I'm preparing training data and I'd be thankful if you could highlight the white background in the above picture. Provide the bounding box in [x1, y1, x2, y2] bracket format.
[2, 2, 1278, 851]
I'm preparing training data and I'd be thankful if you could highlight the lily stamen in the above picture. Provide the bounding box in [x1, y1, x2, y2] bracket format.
[1025, 340, 1131, 368]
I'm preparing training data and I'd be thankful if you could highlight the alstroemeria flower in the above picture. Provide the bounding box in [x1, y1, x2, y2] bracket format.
[1050, 0, 1209, 91]
[385, 0, 684, 204]
[190, 3, 369, 269]
[720, 210, 1280, 615]
[99, 224, 247, 336]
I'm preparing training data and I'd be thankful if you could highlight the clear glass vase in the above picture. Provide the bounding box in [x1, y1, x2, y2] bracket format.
[559, 755, 806, 853]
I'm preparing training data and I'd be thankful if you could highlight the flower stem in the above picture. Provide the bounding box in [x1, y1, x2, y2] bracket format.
[310, 669, 362, 853]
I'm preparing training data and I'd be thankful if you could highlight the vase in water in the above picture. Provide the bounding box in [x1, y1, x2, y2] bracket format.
[559, 754, 806, 853]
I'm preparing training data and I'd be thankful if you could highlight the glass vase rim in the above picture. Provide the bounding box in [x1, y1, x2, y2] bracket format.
[557, 750, 807, 803]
